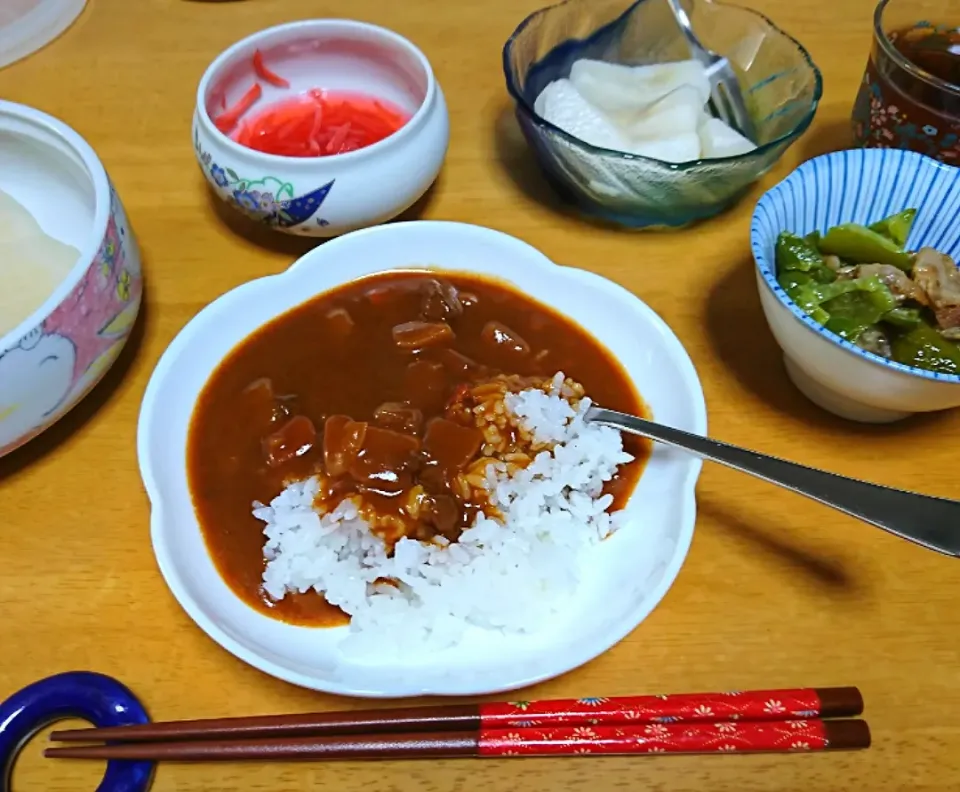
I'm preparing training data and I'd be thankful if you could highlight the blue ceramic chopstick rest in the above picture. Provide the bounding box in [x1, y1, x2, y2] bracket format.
[0, 671, 153, 792]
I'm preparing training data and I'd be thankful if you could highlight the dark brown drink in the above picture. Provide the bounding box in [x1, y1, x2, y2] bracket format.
[888, 23, 960, 114]
[852, 1, 960, 163]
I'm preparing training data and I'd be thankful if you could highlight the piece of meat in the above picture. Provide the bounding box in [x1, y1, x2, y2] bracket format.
[323, 415, 367, 477]
[912, 247, 960, 328]
[480, 321, 531, 358]
[433, 348, 487, 379]
[855, 327, 892, 358]
[392, 321, 455, 349]
[404, 359, 449, 414]
[422, 418, 483, 476]
[364, 279, 420, 307]
[941, 326, 960, 342]
[845, 264, 929, 305]
[420, 279, 464, 321]
[262, 415, 316, 468]
[938, 308, 960, 335]
[373, 402, 423, 434]
[348, 426, 421, 494]
[241, 378, 294, 428]
[419, 493, 460, 540]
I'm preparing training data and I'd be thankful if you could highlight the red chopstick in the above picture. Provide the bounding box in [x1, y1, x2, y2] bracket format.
[44, 720, 870, 761]
[48, 687, 863, 744]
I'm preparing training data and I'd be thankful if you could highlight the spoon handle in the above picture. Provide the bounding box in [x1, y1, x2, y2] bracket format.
[587, 407, 960, 557]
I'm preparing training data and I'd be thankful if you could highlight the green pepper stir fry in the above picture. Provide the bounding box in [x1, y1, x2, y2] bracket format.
[774, 209, 960, 375]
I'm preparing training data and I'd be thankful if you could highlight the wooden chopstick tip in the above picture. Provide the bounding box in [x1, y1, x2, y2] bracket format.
[824, 719, 871, 751]
[816, 686, 865, 718]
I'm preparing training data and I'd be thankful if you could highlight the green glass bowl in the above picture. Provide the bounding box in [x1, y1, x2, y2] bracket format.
[502, 0, 823, 228]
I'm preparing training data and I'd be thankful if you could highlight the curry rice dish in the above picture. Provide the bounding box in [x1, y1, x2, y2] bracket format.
[187, 271, 650, 654]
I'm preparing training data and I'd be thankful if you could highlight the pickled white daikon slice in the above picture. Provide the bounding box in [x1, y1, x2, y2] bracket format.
[570, 59, 711, 116]
[698, 116, 757, 158]
[534, 78, 629, 151]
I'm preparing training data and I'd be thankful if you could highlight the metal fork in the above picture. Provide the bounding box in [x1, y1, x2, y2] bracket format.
[586, 406, 960, 558]
[664, 0, 756, 142]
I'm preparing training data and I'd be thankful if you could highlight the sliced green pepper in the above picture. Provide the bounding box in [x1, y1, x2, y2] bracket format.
[787, 283, 827, 315]
[804, 230, 822, 248]
[811, 264, 839, 284]
[869, 209, 916, 248]
[890, 324, 960, 375]
[793, 275, 895, 309]
[776, 231, 825, 272]
[785, 274, 897, 335]
[819, 279, 900, 341]
[808, 306, 830, 325]
[777, 271, 814, 291]
[824, 314, 874, 342]
[882, 306, 923, 329]
[775, 232, 838, 283]
[819, 223, 914, 271]
[783, 283, 828, 323]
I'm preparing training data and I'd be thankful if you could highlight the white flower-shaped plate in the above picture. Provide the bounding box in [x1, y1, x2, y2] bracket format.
[138, 220, 707, 697]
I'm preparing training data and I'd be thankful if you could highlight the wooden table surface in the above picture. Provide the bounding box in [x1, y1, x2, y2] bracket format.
[2, 0, 958, 790]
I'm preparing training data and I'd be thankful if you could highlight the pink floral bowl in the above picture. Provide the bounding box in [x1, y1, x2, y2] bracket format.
[0, 100, 143, 458]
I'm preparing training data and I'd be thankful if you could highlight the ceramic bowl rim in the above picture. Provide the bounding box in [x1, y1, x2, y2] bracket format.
[137, 220, 708, 696]
[751, 148, 960, 385]
[501, 0, 823, 170]
[195, 19, 439, 166]
[0, 99, 109, 352]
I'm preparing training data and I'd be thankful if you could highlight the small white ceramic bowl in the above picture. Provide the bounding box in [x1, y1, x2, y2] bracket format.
[0, 100, 142, 458]
[752, 148, 960, 423]
[192, 20, 450, 238]
[138, 221, 706, 697]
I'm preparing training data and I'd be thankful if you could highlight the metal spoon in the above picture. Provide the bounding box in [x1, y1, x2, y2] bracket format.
[586, 406, 960, 557]
[663, 0, 756, 142]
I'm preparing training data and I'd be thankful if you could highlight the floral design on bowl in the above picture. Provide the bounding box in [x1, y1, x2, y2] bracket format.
[195, 131, 334, 229]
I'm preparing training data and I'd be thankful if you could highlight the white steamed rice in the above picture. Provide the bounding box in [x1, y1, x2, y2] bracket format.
[253, 375, 634, 656]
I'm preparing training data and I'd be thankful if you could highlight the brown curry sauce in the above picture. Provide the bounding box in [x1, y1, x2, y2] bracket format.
[187, 272, 650, 626]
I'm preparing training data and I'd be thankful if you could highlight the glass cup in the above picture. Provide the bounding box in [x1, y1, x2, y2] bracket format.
[852, 0, 960, 163]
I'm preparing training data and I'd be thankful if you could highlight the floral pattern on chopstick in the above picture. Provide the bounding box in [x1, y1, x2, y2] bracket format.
[480, 690, 825, 729]
[477, 720, 829, 756]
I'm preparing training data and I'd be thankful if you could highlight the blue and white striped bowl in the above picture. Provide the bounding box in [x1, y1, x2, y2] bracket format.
[751, 148, 960, 423]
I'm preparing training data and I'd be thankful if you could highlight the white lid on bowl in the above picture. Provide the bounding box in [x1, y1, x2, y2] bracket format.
[0, 0, 86, 70]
